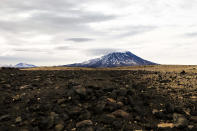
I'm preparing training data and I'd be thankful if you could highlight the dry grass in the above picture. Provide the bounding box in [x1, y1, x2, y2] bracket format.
[23, 65, 197, 73]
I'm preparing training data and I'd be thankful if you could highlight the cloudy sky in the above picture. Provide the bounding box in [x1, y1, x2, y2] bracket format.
[0, 0, 197, 66]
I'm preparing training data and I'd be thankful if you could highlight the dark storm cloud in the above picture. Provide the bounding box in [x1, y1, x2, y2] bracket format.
[66, 38, 94, 42]
[85, 48, 123, 56]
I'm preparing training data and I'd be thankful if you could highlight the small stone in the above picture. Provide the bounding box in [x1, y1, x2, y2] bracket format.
[188, 125, 194, 129]
[76, 120, 93, 128]
[73, 85, 86, 96]
[128, 95, 134, 106]
[3, 84, 11, 88]
[55, 124, 64, 131]
[69, 106, 82, 116]
[60, 104, 66, 108]
[152, 109, 159, 114]
[134, 116, 141, 121]
[154, 111, 165, 119]
[12, 95, 20, 101]
[0, 115, 10, 121]
[57, 99, 66, 104]
[63, 113, 69, 121]
[113, 121, 123, 129]
[112, 109, 130, 119]
[71, 128, 76, 131]
[80, 127, 94, 131]
[50, 112, 59, 121]
[68, 96, 72, 100]
[21, 129, 29, 131]
[79, 111, 91, 120]
[100, 114, 116, 124]
[95, 101, 106, 113]
[157, 123, 174, 128]
[118, 88, 127, 96]
[190, 116, 197, 122]
[15, 116, 22, 123]
[20, 85, 29, 89]
[180, 70, 186, 75]
[107, 98, 116, 103]
[165, 103, 174, 113]
[117, 101, 124, 107]
[173, 113, 188, 128]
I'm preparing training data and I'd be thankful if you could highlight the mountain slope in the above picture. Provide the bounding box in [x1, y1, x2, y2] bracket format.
[15, 63, 37, 68]
[64, 51, 157, 68]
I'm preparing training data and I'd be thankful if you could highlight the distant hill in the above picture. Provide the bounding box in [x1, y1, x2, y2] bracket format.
[64, 51, 157, 68]
[15, 63, 37, 68]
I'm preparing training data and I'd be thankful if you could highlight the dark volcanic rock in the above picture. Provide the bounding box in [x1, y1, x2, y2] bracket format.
[73, 85, 87, 96]
[111, 109, 130, 119]
[173, 113, 188, 128]
[0, 69, 195, 130]
[76, 120, 93, 128]
[165, 103, 175, 113]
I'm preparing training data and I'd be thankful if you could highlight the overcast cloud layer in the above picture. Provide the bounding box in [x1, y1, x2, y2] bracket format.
[0, 0, 197, 66]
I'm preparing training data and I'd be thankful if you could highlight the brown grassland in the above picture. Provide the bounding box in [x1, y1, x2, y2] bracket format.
[24, 65, 197, 72]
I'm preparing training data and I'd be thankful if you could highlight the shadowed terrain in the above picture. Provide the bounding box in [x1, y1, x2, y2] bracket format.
[0, 65, 197, 130]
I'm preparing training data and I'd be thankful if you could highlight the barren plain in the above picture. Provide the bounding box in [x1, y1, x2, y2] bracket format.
[0, 65, 197, 131]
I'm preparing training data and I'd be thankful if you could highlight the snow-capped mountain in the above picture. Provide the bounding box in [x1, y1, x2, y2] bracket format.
[15, 63, 37, 68]
[64, 51, 157, 68]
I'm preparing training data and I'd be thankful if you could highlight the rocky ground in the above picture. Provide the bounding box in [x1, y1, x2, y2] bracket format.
[0, 67, 197, 131]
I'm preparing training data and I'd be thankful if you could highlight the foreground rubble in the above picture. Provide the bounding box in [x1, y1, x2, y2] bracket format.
[0, 68, 197, 130]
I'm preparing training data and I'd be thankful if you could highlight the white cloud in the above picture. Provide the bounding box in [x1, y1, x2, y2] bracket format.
[0, 0, 197, 65]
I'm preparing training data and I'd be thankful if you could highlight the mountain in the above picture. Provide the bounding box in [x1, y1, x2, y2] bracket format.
[64, 51, 157, 68]
[15, 63, 37, 68]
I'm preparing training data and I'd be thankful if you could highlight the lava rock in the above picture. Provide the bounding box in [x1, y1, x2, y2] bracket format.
[15, 116, 22, 123]
[73, 85, 87, 96]
[79, 110, 91, 120]
[118, 88, 127, 96]
[94, 101, 106, 114]
[173, 113, 188, 128]
[165, 103, 175, 113]
[76, 120, 93, 128]
[0, 115, 10, 121]
[112, 120, 123, 129]
[112, 109, 130, 119]
[100, 114, 116, 124]
[190, 116, 197, 122]
[55, 124, 64, 131]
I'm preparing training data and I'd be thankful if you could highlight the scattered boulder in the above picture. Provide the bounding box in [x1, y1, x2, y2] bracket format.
[0, 115, 10, 121]
[165, 103, 175, 113]
[190, 116, 197, 122]
[73, 85, 87, 96]
[100, 114, 116, 124]
[76, 120, 93, 128]
[112, 109, 130, 119]
[157, 123, 174, 128]
[180, 70, 186, 75]
[55, 124, 64, 131]
[173, 113, 188, 128]
[15, 116, 22, 123]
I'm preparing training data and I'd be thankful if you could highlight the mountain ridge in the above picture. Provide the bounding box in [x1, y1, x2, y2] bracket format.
[0, 63, 37, 68]
[15, 63, 37, 68]
[64, 51, 157, 68]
